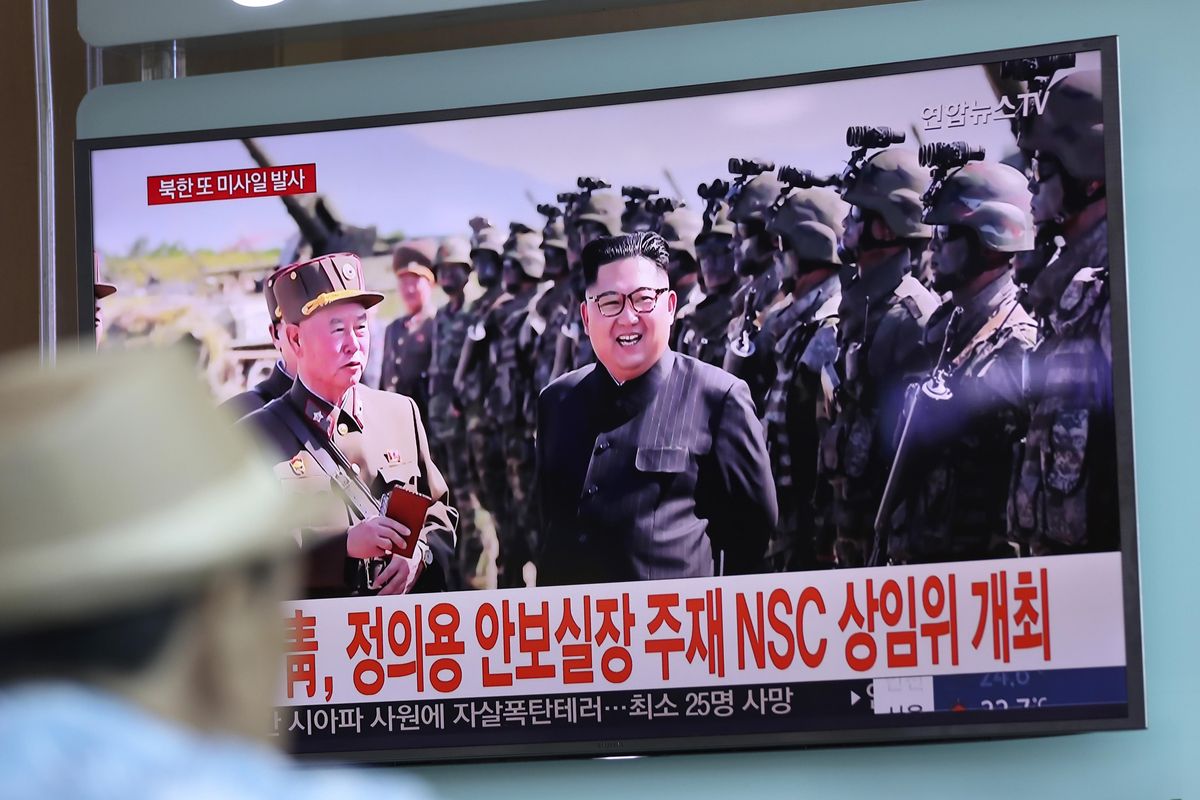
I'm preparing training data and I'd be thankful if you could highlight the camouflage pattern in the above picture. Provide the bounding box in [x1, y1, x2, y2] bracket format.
[482, 284, 544, 587]
[887, 273, 1037, 563]
[817, 250, 939, 567]
[674, 284, 737, 368]
[761, 274, 841, 569]
[459, 283, 511, 544]
[1009, 215, 1116, 554]
[427, 296, 486, 588]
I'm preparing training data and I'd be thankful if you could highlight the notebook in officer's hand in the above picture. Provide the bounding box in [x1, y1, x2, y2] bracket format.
[381, 486, 433, 559]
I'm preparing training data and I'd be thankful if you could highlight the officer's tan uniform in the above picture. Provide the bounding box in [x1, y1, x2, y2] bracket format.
[241, 252, 458, 597]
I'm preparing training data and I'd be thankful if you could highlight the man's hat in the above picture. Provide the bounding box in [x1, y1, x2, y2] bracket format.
[0, 347, 297, 632]
[268, 253, 384, 325]
[94, 252, 116, 299]
[392, 239, 438, 283]
[262, 264, 290, 325]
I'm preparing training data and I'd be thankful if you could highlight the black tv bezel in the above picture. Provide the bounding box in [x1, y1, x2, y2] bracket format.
[74, 34, 1143, 765]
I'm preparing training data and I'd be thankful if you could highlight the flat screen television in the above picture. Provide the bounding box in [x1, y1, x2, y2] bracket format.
[76, 35, 1142, 763]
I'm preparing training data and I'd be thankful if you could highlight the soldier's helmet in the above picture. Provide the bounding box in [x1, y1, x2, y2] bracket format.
[434, 236, 472, 271]
[503, 227, 546, 281]
[922, 161, 1035, 253]
[1017, 70, 1105, 182]
[728, 172, 786, 224]
[540, 212, 567, 252]
[573, 192, 623, 237]
[840, 148, 932, 239]
[768, 187, 849, 265]
[697, 200, 736, 243]
[660, 206, 703, 261]
[468, 217, 506, 257]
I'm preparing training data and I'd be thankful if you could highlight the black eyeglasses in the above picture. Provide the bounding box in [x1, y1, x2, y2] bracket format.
[587, 287, 670, 317]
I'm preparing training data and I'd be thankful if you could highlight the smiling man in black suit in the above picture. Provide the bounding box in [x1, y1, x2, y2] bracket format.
[536, 232, 777, 586]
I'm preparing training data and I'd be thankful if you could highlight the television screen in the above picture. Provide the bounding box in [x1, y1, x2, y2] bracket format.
[77, 36, 1141, 762]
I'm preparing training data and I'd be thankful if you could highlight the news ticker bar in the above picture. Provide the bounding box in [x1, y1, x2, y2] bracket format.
[283, 666, 1128, 755]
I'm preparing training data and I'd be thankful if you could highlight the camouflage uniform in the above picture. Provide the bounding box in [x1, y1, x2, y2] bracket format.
[674, 285, 737, 367]
[758, 183, 849, 569]
[762, 275, 840, 569]
[676, 201, 739, 368]
[891, 274, 1037, 562]
[457, 224, 512, 550]
[820, 251, 937, 567]
[724, 172, 787, 410]
[884, 158, 1039, 564]
[1010, 216, 1114, 554]
[1007, 70, 1116, 556]
[427, 237, 485, 588]
[481, 231, 546, 588]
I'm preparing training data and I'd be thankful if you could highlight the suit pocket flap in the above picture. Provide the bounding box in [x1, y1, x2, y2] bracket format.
[635, 446, 689, 473]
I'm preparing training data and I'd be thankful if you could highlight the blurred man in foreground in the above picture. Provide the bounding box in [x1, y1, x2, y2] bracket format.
[0, 347, 432, 799]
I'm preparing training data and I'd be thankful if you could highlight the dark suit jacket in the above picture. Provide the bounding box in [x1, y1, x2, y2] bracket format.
[536, 349, 777, 585]
[218, 362, 292, 419]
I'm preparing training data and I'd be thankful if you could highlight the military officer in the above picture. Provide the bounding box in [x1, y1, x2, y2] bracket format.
[220, 263, 298, 418]
[724, 169, 790, 412]
[1010, 70, 1117, 556]
[531, 204, 574, 396]
[758, 182, 848, 569]
[456, 218, 512, 554]
[883, 156, 1039, 564]
[674, 199, 740, 368]
[818, 134, 939, 567]
[483, 226, 547, 587]
[242, 252, 458, 598]
[660, 204, 705, 321]
[427, 235, 489, 588]
[379, 240, 438, 423]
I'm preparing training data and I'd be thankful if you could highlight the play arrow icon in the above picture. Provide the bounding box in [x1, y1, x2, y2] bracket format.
[850, 690, 862, 706]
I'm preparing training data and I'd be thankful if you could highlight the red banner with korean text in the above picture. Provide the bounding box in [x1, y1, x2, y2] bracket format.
[278, 553, 1125, 706]
[147, 163, 316, 205]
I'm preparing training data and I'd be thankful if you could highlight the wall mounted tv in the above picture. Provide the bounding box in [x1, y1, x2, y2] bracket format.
[76, 35, 1141, 763]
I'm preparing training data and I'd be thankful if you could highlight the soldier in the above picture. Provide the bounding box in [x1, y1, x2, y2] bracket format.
[455, 218, 512, 564]
[220, 264, 298, 418]
[818, 128, 939, 568]
[758, 178, 848, 570]
[1010, 70, 1116, 555]
[881, 152, 1038, 564]
[483, 226, 547, 587]
[531, 204, 574, 396]
[675, 190, 740, 368]
[660, 204, 705, 319]
[724, 165, 789, 411]
[378, 240, 438, 423]
[552, 186, 623, 379]
[241, 252, 458, 598]
[427, 236, 488, 588]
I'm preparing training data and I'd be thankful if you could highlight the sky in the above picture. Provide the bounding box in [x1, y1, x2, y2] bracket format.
[89, 50, 1102, 256]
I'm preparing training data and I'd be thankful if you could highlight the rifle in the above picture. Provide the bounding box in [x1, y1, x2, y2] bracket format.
[722, 285, 759, 377]
[870, 306, 962, 567]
